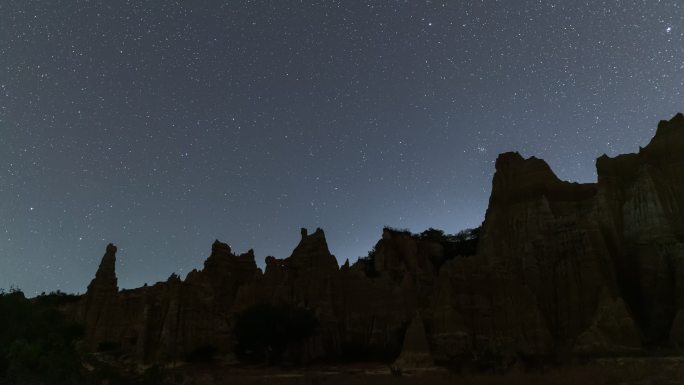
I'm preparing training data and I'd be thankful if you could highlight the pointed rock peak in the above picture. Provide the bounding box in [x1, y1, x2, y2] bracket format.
[167, 273, 181, 283]
[106, 243, 117, 254]
[301, 227, 326, 240]
[297, 227, 328, 242]
[203, 239, 258, 279]
[599, 114, 684, 177]
[296, 227, 329, 248]
[313, 227, 325, 236]
[490, 152, 563, 205]
[211, 239, 232, 256]
[649, 112, 684, 149]
[234, 249, 257, 266]
[494, 151, 525, 169]
[656, 112, 684, 135]
[184, 269, 201, 283]
[288, 227, 338, 270]
[87, 243, 118, 293]
[96, 243, 117, 279]
[494, 151, 556, 180]
[609, 113, 684, 167]
[489, 150, 596, 206]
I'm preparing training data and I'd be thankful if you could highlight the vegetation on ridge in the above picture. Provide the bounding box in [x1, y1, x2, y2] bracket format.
[358, 226, 482, 277]
[0, 288, 83, 385]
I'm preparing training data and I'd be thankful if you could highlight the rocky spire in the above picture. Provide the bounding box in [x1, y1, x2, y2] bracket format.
[287, 228, 339, 271]
[81, 243, 120, 351]
[86, 243, 118, 294]
[210, 239, 232, 258]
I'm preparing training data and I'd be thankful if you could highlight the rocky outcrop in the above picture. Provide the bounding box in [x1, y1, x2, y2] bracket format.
[75, 113, 684, 365]
[595, 114, 684, 343]
[453, 113, 684, 355]
[478, 151, 611, 347]
[392, 312, 434, 370]
[573, 290, 642, 355]
[79, 240, 261, 361]
[81, 243, 120, 350]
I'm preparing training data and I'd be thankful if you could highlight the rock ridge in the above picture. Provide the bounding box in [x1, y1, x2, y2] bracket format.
[75, 113, 684, 364]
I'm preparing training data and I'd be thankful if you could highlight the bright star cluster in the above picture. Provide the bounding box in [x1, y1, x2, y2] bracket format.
[1, 1, 682, 294]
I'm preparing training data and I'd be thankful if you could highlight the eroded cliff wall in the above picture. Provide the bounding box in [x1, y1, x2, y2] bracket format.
[77, 113, 684, 363]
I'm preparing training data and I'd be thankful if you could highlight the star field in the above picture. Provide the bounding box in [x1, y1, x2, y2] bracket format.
[1, 1, 683, 294]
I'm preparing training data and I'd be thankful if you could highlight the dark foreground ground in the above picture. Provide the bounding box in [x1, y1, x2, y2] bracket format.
[149, 357, 684, 385]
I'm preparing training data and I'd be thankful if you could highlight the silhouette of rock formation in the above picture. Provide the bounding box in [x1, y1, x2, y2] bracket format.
[76, 113, 684, 364]
[81, 243, 120, 350]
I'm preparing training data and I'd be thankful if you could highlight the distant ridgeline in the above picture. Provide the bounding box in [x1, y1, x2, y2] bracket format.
[59, 114, 684, 368]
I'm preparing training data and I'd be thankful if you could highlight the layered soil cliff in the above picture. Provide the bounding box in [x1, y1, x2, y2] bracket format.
[77, 113, 684, 365]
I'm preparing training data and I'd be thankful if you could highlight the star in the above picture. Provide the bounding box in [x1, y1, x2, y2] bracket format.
[1, 0, 683, 295]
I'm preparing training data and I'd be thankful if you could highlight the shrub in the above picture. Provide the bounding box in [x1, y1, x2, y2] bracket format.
[438, 226, 481, 268]
[358, 246, 380, 278]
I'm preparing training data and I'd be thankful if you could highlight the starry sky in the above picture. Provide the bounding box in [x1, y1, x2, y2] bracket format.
[1, 1, 683, 295]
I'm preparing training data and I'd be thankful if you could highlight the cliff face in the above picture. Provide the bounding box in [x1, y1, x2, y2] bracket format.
[427, 113, 684, 358]
[77, 113, 684, 363]
[594, 113, 684, 345]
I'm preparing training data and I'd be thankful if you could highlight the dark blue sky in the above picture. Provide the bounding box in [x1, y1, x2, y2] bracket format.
[1, 0, 682, 294]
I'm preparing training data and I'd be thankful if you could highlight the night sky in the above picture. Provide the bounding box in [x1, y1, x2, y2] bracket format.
[1, 1, 682, 295]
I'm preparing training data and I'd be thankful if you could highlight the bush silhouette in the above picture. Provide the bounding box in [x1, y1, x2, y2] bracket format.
[358, 246, 380, 278]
